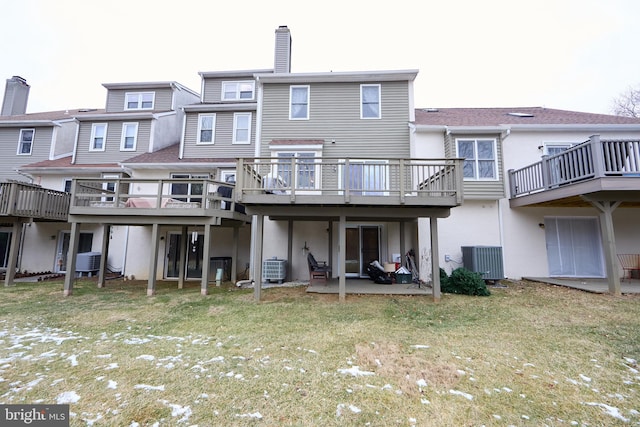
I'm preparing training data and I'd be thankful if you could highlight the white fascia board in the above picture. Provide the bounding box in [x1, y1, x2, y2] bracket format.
[120, 161, 236, 170]
[184, 103, 257, 113]
[102, 81, 176, 90]
[199, 69, 273, 79]
[74, 112, 156, 121]
[504, 124, 640, 132]
[255, 69, 419, 84]
[18, 166, 123, 175]
[0, 120, 56, 127]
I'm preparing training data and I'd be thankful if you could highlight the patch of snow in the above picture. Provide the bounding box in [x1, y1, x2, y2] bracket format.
[411, 344, 430, 349]
[421, 398, 430, 405]
[416, 379, 427, 389]
[95, 354, 111, 359]
[57, 391, 80, 404]
[104, 363, 119, 370]
[236, 412, 262, 419]
[123, 338, 151, 345]
[107, 380, 117, 389]
[337, 366, 375, 377]
[449, 389, 473, 400]
[134, 384, 165, 391]
[579, 374, 591, 382]
[583, 402, 629, 422]
[67, 355, 78, 366]
[136, 355, 155, 361]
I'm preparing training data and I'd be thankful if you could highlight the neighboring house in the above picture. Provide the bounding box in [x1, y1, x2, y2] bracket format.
[411, 107, 640, 294]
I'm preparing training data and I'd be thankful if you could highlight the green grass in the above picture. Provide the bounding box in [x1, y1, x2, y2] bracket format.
[0, 279, 638, 426]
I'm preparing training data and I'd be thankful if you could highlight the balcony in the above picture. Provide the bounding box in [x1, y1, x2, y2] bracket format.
[0, 181, 70, 221]
[235, 157, 464, 210]
[69, 177, 249, 225]
[508, 136, 640, 207]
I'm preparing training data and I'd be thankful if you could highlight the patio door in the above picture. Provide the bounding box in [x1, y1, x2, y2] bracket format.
[0, 230, 11, 268]
[55, 232, 94, 273]
[345, 225, 380, 277]
[345, 161, 388, 195]
[165, 231, 204, 279]
[544, 217, 604, 277]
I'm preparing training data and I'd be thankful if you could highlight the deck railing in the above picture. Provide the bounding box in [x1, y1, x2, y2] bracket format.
[0, 181, 70, 221]
[236, 157, 464, 205]
[509, 136, 640, 198]
[70, 178, 243, 215]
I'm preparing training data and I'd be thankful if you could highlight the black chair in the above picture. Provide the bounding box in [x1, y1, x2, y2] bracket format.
[307, 252, 331, 285]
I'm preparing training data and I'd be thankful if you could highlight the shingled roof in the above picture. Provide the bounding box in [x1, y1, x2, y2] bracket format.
[121, 143, 234, 165]
[0, 108, 106, 122]
[414, 107, 640, 127]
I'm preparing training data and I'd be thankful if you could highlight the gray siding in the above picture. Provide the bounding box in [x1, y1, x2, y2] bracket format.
[0, 126, 53, 181]
[182, 111, 256, 159]
[446, 133, 505, 199]
[260, 81, 411, 158]
[75, 120, 152, 164]
[106, 88, 174, 112]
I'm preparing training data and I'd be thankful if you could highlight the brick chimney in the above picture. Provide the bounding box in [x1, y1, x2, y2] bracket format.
[1, 76, 30, 116]
[274, 26, 292, 73]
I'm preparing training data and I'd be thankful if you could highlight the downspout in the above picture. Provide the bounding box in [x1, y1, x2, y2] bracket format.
[498, 127, 511, 275]
[179, 107, 186, 159]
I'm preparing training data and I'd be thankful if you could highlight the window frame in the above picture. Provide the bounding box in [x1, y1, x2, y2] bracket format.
[17, 128, 35, 155]
[170, 173, 210, 203]
[197, 113, 216, 145]
[268, 148, 322, 193]
[360, 84, 381, 119]
[124, 92, 155, 110]
[339, 159, 389, 196]
[456, 138, 498, 181]
[232, 112, 252, 144]
[120, 122, 138, 151]
[90, 123, 108, 152]
[289, 85, 310, 120]
[221, 81, 255, 101]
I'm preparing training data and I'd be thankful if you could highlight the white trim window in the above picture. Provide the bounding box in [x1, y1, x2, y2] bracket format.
[233, 113, 251, 144]
[120, 122, 138, 151]
[63, 179, 72, 193]
[289, 85, 309, 120]
[272, 151, 320, 191]
[90, 123, 107, 151]
[361, 84, 381, 119]
[17, 128, 34, 155]
[456, 138, 497, 180]
[125, 92, 155, 110]
[197, 114, 216, 144]
[222, 81, 255, 101]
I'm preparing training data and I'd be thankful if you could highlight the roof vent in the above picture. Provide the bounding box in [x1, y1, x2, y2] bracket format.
[78, 108, 98, 112]
[425, 108, 439, 112]
[507, 112, 534, 118]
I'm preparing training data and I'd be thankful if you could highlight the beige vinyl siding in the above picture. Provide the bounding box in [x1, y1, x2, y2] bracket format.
[446, 133, 505, 199]
[75, 120, 152, 164]
[182, 112, 256, 159]
[260, 81, 411, 158]
[0, 127, 54, 181]
[106, 88, 174, 112]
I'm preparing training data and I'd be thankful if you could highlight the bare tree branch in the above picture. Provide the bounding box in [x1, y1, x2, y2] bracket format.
[612, 85, 640, 117]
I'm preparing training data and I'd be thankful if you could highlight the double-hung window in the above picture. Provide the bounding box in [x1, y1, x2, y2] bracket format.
[289, 86, 309, 120]
[17, 129, 34, 155]
[456, 138, 497, 180]
[125, 92, 154, 110]
[90, 124, 107, 151]
[361, 84, 381, 119]
[233, 113, 251, 144]
[120, 123, 138, 151]
[197, 114, 215, 144]
[222, 81, 255, 100]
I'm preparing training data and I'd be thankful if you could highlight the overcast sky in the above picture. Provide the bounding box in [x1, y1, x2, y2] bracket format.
[1, 0, 638, 115]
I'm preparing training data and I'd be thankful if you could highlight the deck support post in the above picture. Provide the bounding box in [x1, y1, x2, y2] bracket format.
[287, 219, 293, 281]
[201, 223, 211, 295]
[430, 217, 441, 302]
[4, 222, 23, 287]
[147, 223, 160, 296]
[97, 224, 110, 288]
[63, 222, 81, 296]
[338, 215, 346, 302]
[399, 221, 406, 267]
[253, 214, 264, 301]
[231, 226, 239, 283]
[589, 199, 622, 295]
[178, 226, 187, 289]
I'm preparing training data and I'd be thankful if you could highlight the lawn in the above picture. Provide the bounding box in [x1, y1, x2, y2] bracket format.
[0, 278, 638, 426]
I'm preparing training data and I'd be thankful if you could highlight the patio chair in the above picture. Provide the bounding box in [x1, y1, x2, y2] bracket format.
[617, 254, 640, 281]
[307, 252, 331, 286]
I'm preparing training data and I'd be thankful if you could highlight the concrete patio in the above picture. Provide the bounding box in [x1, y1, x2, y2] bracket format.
[524, 277, 640, 294]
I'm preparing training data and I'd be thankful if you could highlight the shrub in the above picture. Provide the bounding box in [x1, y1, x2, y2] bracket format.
[442, 267, 491, 296]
